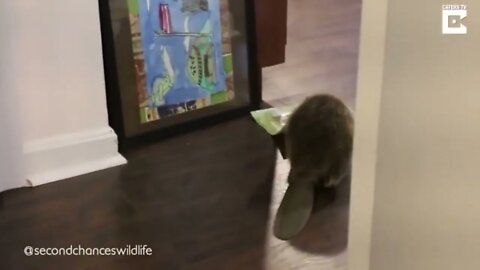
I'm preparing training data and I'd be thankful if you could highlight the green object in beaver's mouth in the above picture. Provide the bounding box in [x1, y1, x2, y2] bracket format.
[250, 105, 298, 136]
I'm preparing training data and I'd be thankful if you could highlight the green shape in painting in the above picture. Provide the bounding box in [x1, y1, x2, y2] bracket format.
[140, 107, 148, 123]
[188, 36, 217, 91]
[211, 92, 228, 105]
[223, 54, 233, 74]
[128, 0, 139, 15]
[151, 74, 174, 106]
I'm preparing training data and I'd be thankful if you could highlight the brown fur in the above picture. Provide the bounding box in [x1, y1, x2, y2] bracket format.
[286, 94, 354, 187]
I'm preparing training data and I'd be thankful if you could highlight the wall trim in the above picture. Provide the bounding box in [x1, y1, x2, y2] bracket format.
[24, 127, 127, 187]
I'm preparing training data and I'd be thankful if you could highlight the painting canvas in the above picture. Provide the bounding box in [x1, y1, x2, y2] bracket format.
[127, 0, 235, 124]
[100, 0, 259, 140]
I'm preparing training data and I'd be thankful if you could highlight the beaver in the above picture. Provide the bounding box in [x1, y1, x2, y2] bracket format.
[274, 94, 354, 240]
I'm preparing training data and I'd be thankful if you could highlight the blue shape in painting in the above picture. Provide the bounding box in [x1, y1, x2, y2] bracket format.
[137, 0, 227, 107]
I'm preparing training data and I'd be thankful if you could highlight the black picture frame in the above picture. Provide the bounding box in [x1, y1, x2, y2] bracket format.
[98, 0, 262, 148]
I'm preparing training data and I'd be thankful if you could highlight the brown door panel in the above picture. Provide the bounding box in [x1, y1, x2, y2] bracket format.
[255, 0, 288, 67]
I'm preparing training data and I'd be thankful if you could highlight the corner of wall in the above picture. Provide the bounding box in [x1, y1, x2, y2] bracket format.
[347, 0, 389, 269]
[24, 127, 127, 186]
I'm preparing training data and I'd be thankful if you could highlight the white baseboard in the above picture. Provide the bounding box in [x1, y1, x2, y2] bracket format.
[24, 127, 127, 187]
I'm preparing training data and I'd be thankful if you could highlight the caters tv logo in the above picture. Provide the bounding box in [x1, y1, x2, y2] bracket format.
[442, 5, 467, 34]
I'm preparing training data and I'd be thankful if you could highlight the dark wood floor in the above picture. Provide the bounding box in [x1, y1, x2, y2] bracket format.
[0, 0, 361, 269]
[0, 118, 277, 270]
[263, 0, 361, 110]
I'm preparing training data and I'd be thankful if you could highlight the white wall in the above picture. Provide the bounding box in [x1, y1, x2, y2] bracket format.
[1, 1, 126, 190]
[350, 0, 480, 269]
[347, 0, 388, 268]
[0, 94, 25, 192]
[0, 3, 26, 190]
[11, 0, 110, 141]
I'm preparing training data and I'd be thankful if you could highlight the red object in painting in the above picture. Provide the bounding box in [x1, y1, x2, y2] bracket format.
[159, 4, 172, 33]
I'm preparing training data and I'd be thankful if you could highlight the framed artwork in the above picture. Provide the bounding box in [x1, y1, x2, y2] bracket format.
[99, 0, 260, 141]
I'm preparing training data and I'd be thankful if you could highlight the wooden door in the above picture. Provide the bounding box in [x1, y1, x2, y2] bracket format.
[255, 0, 288, 67]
